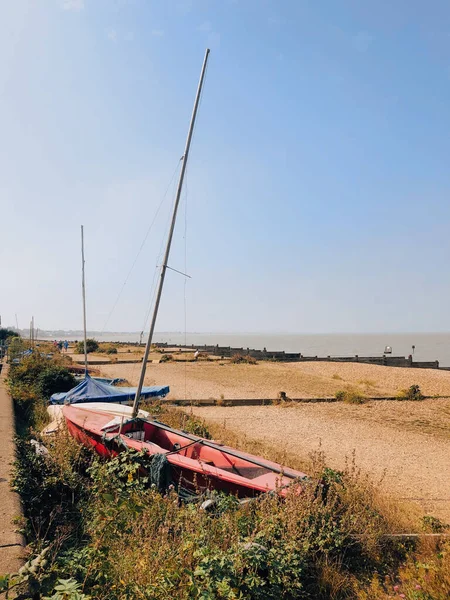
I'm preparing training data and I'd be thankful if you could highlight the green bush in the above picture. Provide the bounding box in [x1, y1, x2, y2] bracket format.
[0, 327, 18, 342]
[10, 354, 48, 386]
[37, 366, 76, 398]
[8, 355, 75, 422]
[75, 339, 98, 354]
[421, 515, 449, 533]
[6, 336, 25, 362]
[159, 353, 173, 362]
[12, 437, 89, 540]
[181, 415, 212, 439]
[397, 384, 424, 401]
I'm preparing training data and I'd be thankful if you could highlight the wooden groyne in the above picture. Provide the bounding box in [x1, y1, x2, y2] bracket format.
[166, 395, 449, 407]
[153, 343, 440, 369]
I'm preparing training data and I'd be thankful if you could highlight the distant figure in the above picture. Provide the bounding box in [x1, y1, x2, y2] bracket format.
[194, 350, 199, 361]
[57, 341, 63, 351]
[64, 340, 69, 352]
[53, 340, 58, 349]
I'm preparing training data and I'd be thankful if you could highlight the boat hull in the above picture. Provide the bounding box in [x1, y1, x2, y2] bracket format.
[63, 405, 307, 498]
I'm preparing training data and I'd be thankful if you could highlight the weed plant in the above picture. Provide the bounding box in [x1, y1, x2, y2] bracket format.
[397, 385, 425, 401]
[335, 389, 366, 404]
[230, 354, 258, 365]
[75, 339, 99, 354]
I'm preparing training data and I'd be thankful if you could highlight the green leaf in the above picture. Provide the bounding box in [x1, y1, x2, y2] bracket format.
[0, 574, 9, 592]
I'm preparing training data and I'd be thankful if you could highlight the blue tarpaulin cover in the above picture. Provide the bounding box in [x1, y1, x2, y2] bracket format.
[50, 374, 169, 405]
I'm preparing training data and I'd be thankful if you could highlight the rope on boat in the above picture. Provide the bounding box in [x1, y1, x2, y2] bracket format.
[165, 439, 200, 456]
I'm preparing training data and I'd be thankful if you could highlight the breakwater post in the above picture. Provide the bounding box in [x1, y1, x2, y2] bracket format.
[152, 343, 440, 369]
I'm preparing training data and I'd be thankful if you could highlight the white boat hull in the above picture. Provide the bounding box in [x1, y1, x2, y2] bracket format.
[43, 403, 150, 435]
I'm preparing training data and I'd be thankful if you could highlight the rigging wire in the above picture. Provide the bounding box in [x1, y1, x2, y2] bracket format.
[100, 158, 182, 334]
[130, 165, 182, 386]
[140, 163, 181, 337]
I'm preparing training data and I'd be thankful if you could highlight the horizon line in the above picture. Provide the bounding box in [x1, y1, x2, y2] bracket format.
[9, 328, 450, 336]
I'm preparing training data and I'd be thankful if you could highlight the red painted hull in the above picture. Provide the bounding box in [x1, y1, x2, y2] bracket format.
[63, 405, 307, 498]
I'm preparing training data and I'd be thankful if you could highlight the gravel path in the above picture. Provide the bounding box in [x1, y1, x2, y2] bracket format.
[190, 401, 450, 522]
[0, 366, 24, 574]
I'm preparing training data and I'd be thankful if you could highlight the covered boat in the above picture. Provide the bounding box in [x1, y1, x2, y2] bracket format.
[63, 405, 307, 498]
[50, 374, 169, 405]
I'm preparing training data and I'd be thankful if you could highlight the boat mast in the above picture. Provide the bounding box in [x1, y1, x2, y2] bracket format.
[81, 225, 88, 376]
[132, 48, 210, 417]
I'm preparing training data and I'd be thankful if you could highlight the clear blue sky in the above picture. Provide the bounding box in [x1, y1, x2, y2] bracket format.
[1, 0, 450, 334]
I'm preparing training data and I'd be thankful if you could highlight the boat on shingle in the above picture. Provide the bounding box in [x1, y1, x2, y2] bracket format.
[63, 404, 307, 498]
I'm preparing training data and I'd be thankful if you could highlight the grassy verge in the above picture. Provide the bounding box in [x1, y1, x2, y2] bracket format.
[2, 356, 449, 599]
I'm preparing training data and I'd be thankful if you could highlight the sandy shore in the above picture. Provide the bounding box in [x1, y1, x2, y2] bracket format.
[97, 360, 450, 399]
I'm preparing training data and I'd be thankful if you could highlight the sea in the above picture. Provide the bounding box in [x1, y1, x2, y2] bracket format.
[40, 331, 450, 368]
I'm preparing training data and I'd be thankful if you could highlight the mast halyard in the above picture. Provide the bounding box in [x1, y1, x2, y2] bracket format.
[81, 225, 88, 376]
[132, 48, 210, 417]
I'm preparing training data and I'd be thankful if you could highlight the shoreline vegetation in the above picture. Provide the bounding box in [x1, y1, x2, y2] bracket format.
[1, 342, 450, 598]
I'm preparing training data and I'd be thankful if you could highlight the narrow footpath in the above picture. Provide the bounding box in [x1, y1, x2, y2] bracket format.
[0, 365, 23, 575]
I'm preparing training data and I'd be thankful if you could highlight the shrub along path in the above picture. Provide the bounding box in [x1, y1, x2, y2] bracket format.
[0, 365, 23, 575]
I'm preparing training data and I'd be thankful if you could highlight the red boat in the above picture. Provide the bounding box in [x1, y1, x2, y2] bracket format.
[63, 405, 307, 498]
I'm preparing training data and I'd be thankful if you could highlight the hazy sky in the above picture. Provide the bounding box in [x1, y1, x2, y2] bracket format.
[1, 0, 450, 334]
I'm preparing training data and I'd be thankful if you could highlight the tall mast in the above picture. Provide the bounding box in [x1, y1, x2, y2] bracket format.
[132, 48, 210, 417]
[81, 225, 88, 375]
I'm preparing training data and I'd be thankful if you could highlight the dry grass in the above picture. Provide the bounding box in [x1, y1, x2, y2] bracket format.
[358, 378, 377, 388]
[335, 388, 366, 404]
